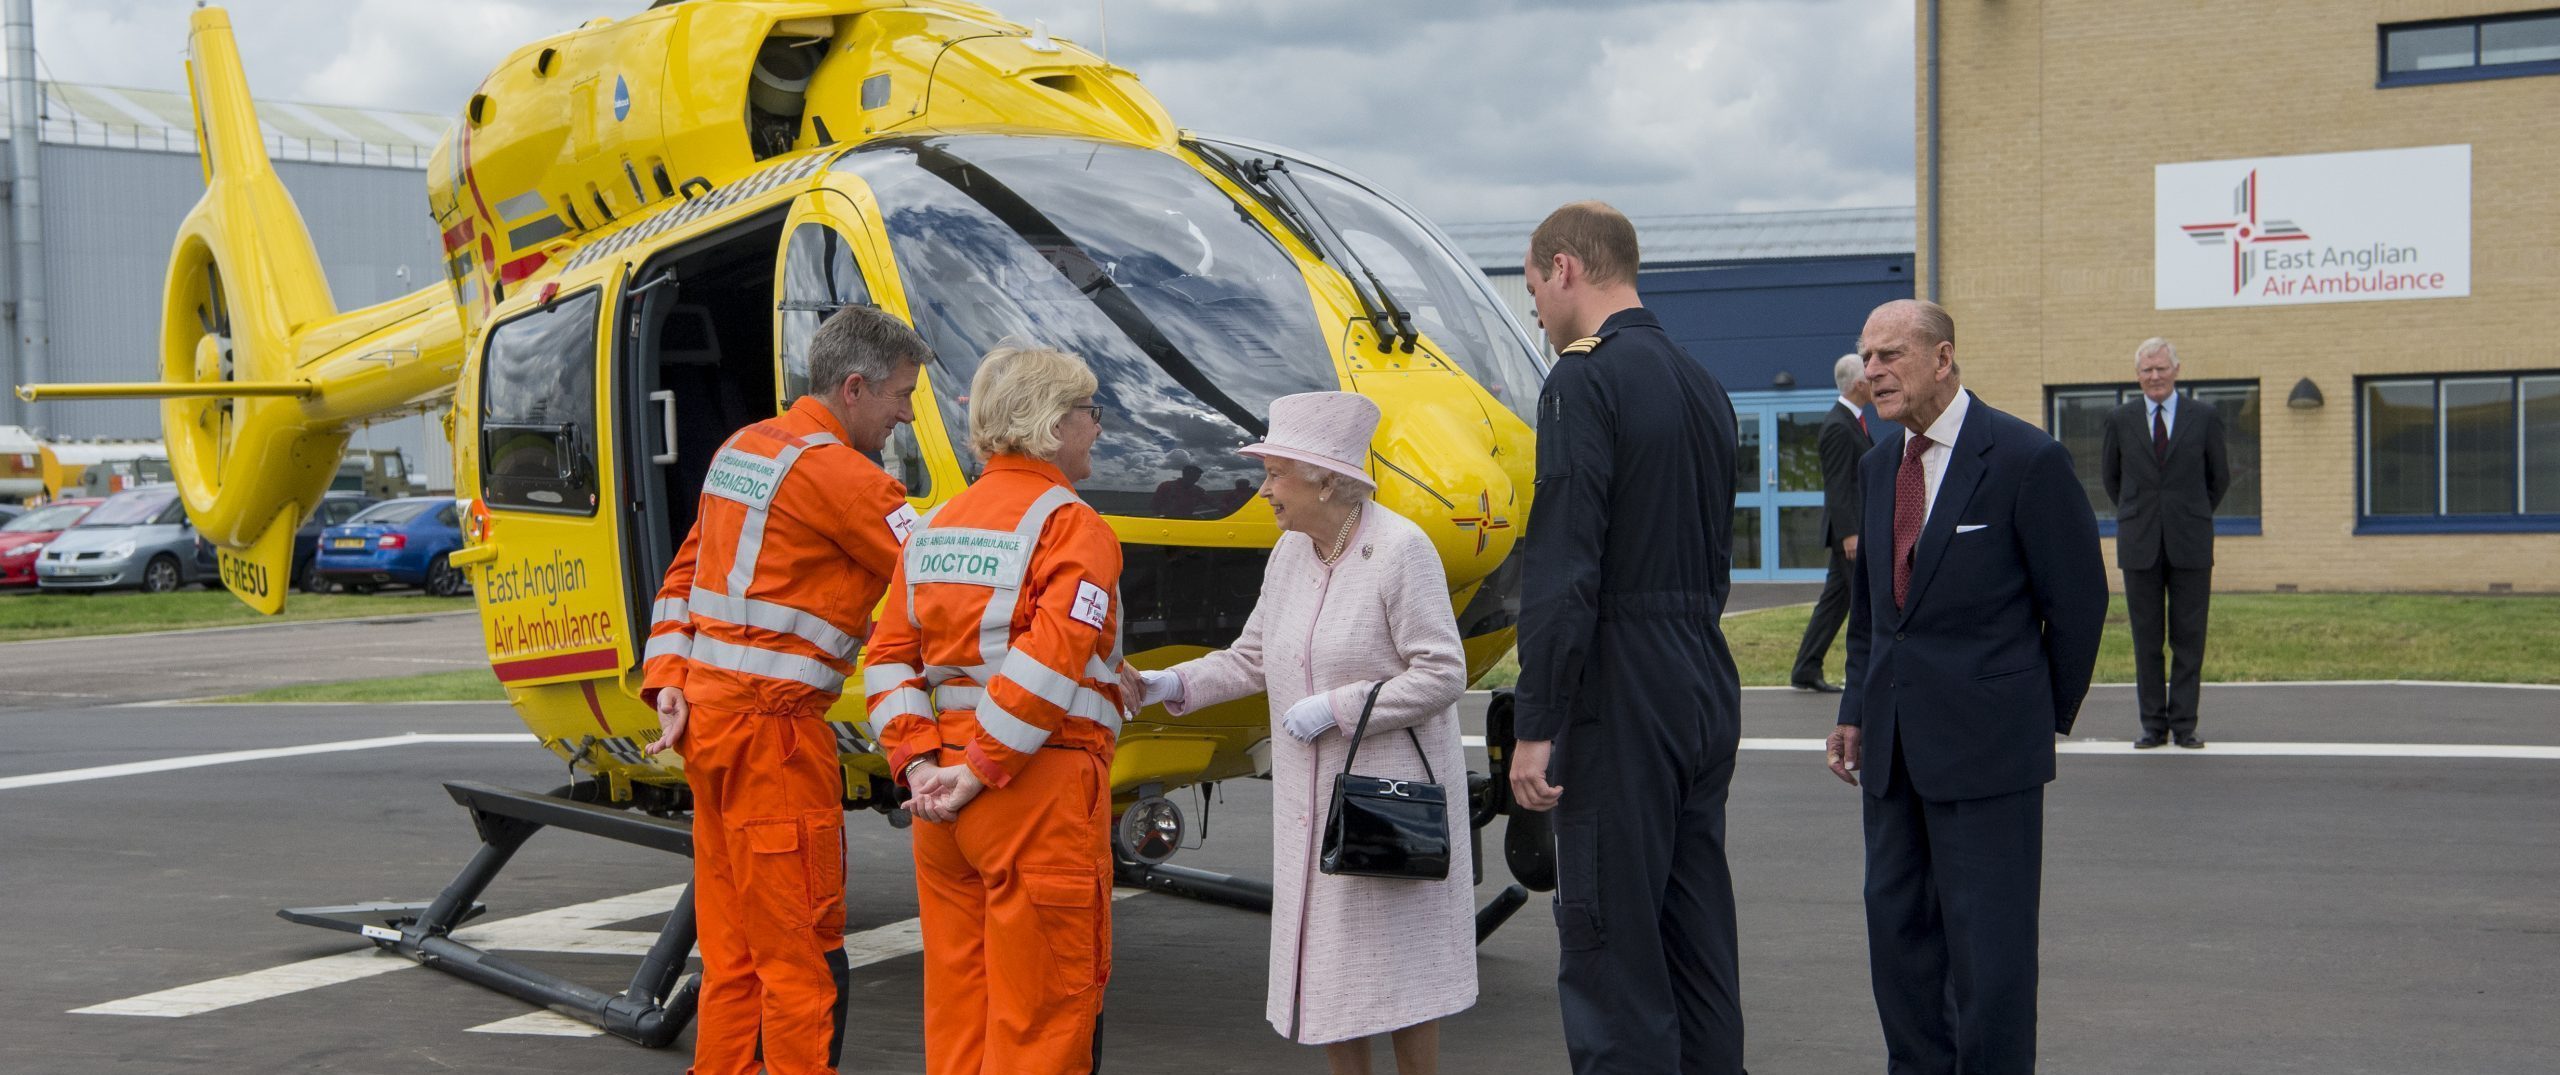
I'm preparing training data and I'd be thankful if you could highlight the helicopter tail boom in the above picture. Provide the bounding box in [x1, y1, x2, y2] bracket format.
[15, 6, 468, 613]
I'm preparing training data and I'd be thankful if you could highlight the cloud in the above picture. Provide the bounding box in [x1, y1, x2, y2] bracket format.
[19, 0, 1915, 224]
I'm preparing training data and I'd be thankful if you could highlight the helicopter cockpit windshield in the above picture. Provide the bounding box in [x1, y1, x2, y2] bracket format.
[838, 135, 1333, 521]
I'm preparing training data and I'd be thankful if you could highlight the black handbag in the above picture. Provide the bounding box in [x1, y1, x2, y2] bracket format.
[1318, 682, 1452, 881]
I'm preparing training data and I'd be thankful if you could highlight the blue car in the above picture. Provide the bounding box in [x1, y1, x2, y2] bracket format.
[316, 497, 469, 595]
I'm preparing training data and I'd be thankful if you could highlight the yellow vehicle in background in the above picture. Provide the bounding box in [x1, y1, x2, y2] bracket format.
[18, 1, 1551, 1043]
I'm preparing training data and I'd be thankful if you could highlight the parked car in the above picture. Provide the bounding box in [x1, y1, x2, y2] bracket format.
[0, 498, 103, 587]
[34, 487, 215, 593]
[317, 497, 468, 595]
[0, 504, 22, 526]
[293, 492, 379, 593]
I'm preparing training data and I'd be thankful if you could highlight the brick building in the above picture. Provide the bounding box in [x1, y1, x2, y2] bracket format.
[1924, 1, 2560, 591]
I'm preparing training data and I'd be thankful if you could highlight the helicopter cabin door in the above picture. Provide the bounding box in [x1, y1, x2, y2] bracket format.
[773, 191, 937, 500]
[613, 209, 790, 640]
[471, 273, 633, 690]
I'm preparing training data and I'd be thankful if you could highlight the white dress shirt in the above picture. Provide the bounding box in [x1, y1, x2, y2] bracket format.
[2146, 391, 2178, 440]
[1903, 388, 1973, 526]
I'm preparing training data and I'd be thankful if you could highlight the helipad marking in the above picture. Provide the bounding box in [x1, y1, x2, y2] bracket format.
[72, 949, 415, 1018]
[71, 884, 688, 1019]
[77, 883, 1145, 1031]
[467, 1010, 605, 1037]
[0, 732, 534, 790]
[1456, 735, 2560, 759]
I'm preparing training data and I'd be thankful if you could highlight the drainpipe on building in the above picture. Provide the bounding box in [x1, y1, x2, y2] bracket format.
[5, 0, 43, 434]
[1925, 0, 1935, 307]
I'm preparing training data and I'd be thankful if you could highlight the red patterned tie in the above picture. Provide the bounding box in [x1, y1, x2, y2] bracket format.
[1893, 434, 1931, 609]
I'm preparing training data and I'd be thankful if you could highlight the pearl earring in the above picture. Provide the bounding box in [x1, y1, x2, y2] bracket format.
[1320, 490, 1331, 502]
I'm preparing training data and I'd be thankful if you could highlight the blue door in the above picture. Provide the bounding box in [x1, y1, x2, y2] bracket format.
[1729, 389, 1840, 582]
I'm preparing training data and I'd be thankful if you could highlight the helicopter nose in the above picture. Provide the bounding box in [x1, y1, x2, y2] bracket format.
[1362, 385, 1519, 590]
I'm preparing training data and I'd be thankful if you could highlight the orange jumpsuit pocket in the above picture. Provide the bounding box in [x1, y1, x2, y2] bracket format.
[741, 816, 818, 931]
[1022, 864, 1101, 996]
[802, 809, 846, 936]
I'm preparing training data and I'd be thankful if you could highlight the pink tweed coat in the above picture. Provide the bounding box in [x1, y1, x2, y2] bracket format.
[1168, 504, 1477, 1044]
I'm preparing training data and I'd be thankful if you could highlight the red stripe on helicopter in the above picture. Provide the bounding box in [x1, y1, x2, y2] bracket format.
[497, 251, 549, 285]
[577, 678, 613, 734]
[441, 218, 475, 253]
[491, 646, 621, 683]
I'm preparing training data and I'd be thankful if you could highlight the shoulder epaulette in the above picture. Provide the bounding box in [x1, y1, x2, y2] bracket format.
[1559, 336, 1603, 356]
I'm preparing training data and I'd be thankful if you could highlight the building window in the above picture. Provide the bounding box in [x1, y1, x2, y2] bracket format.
[2358, 373, 2560, 532]
[2380, 10, 2560, 87]
[2047, 382, 2262, 532]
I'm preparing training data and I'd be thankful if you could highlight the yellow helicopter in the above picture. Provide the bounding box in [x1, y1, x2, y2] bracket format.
[19, 0, 1552, 1043]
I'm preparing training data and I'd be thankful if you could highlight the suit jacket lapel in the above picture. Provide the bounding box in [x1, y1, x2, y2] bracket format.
[2127, 403, 2162, 476]
[2166, 395, 2204, 461]
[1898, 410, 1990, 624]
[1866, 444, 1896, 611]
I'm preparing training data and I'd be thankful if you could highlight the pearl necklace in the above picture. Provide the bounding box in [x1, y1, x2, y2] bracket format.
[1318, 503, 1363, 565]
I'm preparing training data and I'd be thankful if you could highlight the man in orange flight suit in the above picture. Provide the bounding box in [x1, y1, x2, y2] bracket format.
[865, 345, 1126, 1075]
[641, 306, 931, 1075]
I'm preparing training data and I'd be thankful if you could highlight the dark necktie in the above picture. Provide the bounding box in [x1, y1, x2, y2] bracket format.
[1894, 434, 1930, 609]
[1857, 412, 1869, 437]
[2152, 405, 2168, 462]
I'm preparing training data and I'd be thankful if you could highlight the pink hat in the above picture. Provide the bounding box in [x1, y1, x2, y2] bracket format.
[1241, 392, 1380, 489]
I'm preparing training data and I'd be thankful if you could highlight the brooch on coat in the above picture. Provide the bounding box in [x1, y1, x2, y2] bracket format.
[1361, 544, 1373, 559]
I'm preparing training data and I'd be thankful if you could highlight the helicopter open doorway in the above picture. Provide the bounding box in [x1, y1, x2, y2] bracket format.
[615, 209, 787, 629]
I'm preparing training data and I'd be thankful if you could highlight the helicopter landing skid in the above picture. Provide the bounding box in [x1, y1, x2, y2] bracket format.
[278, 780, 700, 1048]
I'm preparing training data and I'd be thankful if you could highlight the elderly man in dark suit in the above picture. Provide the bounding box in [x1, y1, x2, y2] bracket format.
[1792, 352, 1875, 693]
[2100, 338, 2229, 749]
[1824, 299, 2106, 1075]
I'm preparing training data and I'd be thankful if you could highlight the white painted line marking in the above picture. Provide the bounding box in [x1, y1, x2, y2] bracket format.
[2055, 740, 2560, 759]
[71, 949, 414, 1017]
[79, 879, 1146, 1032]
[72, 884, 687, 1019]
[1466, 681, 2560, 697]
[467, 1010, 604, 1037]
[0, 733, 534, 791]
[1461, 735, 2560, 760]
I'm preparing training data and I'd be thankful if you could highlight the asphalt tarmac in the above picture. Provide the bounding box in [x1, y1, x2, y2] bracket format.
[6, 675, 2557, 1074]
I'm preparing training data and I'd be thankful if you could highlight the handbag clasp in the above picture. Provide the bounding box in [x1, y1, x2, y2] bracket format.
[1383, 780, 1409, 798]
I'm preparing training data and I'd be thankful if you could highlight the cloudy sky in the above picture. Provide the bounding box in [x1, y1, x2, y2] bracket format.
[18, 0, 1916, 226]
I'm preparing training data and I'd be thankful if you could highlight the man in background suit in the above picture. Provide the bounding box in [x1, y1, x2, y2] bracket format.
[1824, 299, 2106, 1074]
[1792, 353, 1875, 692]
[2100, 337, 2228, 749]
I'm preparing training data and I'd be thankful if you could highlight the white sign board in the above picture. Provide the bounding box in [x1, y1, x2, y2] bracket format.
[2155, 145, 2469, 310]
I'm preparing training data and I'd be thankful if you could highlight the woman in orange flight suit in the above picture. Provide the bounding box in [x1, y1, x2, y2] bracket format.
[865, 344, 1126, 1075]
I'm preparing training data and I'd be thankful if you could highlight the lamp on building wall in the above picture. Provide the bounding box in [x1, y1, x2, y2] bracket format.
[1772, 371, 1796, 389]
[2287, 377, 2325, 410]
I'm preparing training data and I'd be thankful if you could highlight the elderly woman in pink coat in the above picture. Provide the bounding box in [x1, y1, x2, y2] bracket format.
[1130, 392, 1476, 1075]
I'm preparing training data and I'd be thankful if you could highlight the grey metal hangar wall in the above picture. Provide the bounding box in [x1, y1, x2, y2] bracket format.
[8, 140, 447, 482]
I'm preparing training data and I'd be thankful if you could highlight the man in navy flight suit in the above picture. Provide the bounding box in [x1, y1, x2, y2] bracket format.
[1826, 299, 2106, 1074]
[1510, 200, 1748, 1075]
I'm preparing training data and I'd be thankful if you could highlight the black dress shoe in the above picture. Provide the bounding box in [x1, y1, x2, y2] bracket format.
[1792, 679, 1844, 694]
[2133, 734, 2168, 749]
[2174, 735, 2205, 749]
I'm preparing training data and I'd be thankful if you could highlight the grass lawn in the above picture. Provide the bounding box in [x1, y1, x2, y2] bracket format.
[1472, 593, 2560, 689]
[0, 590, 471, 643]
[212, 667, 507, 704]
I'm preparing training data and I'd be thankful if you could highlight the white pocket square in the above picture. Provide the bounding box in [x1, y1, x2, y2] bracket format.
[1955, 524, 1988, 534]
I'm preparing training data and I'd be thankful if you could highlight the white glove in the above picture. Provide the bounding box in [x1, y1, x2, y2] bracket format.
[1281, 694, 1337, 742]
[1137, 669, 1182, 708]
